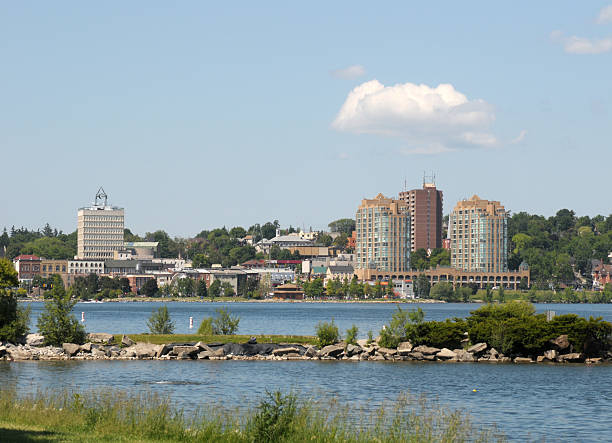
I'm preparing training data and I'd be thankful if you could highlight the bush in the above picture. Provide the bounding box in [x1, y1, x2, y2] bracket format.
[416, 319, 467, 349]
[0, 258, 30, 343]
[315, 319, 339, 347]
[37, 276, 86, 345]
[345, 324, 358, 345]
[197, 317, 214, 335]
[246, 391, 298, 442]
[146, 306, 175, 334]
[211, 308, 240, 335]
[378, 306, 424, 348]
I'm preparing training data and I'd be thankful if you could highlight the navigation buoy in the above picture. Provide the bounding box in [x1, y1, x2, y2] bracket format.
[81, 312, 85, 323]
[189, 316, 193, 329]
[472, 389, 478, 393]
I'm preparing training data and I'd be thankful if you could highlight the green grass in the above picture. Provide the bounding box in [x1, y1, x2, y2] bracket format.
[0, 389, 505, 442]
[115, 333, 317, 346]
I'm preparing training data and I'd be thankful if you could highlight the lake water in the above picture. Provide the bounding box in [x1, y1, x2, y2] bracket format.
[7, 301, 612, 441]
[21, 301, 612, 337]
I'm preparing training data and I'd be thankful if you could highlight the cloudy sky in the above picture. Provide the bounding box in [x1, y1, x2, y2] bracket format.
[1, 2, 611, 236]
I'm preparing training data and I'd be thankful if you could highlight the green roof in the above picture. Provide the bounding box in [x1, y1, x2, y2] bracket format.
[312, 266, 328, 274]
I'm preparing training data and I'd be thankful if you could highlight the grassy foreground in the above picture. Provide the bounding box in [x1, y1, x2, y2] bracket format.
[0, 389, 504, 443]
[116, 334, 317, 346]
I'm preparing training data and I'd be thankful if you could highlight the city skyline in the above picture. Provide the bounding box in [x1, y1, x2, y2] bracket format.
[1, 3, 611, 236]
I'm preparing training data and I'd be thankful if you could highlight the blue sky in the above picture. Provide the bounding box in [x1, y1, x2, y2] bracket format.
[1, 2, 611, 237]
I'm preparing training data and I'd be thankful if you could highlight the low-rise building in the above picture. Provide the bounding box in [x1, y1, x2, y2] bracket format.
[326, 265, 355, 284]
[272, 283, 304, 300]
[13, 255, 41, 281]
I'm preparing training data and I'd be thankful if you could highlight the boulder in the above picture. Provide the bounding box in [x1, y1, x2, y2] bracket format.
[356, 339, 369, 348]
[454, 350, 475, 362]
[319, 344, 344, 358]
[155, 344, 172, 358]
[377, 347, 397, 356]
[536, 355, 545, 363]
[561, 353, 584, 363]
[272, 347, 301, 356]
[7, 347, 32, 360]
[212, 348, 225, 357]
[248, 336, 257, 345]
[121, 336, 135, 347]
[197, 350, 213, 359]
[345, 344, 361, 356]
[409, 351, 424, 360]
[62, 343, 80, 356]
[412, 345, 440, 355]
[467, 343, 487, 354]
[195, 342, 212, 352]
[488, 348, 499, 358]
[80, 343, 92, 353]
[171, 346, 200, 357]
[87, 333, 114, 345]
[514, 357, 533, 363]
[92, 348, 106, 358]
[304, 346, 318, 358]
[26, 334, 45, 347]
[550, 335, 570, 352]
[397, 341, 413, 353]
[436, 348, 457, 360]
[543, 349, 558, 361]
[125, 343, 158, 359]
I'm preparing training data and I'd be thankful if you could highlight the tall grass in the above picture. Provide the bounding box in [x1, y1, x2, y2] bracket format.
[0, 388, 505, 442]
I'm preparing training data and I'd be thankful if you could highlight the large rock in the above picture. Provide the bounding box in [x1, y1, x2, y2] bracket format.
[197, 350, 213, 359]
[272, 347, 301, 356]
[550, 335, 570, 352]
[467, 343, 487, 354]
[26, 334, 44, 347]
[454, 349, 475, 362]
[356, 339, 370, 348]
[514, 357, 533, 363]
[543, 349, 558, 361]
[121, 335, 135, 347]
[124, 343, 158, 359]
[194, 342, 212, 352]
[561, 353, 584, 363]
[7, 346, 33, 360]
[62, 343, 80, 356]
[87, 333, 114, 345]
[319, 344, 344, 358]
[155, 344, 172, 358]
[409, 351, 424, 360]
[377, 347, 397, 356]
[436, 348, 457, 360]
[345, 344, 361, 356]
[397, 341, 413, 354]
[413, 345, 440, 355]
[304, 346, 318, 358]
[171, 346, 200, 357]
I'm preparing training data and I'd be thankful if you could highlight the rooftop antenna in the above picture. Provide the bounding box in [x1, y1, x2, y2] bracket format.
[94, 187, 108, 206]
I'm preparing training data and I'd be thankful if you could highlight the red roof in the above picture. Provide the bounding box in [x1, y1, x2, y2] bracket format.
[13, 254, 41, 261]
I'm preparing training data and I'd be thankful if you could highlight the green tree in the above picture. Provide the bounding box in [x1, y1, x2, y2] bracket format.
[379, 306, 425, 348]
[146, 305, 175, 334]
[430, 282, 456, 301]
[221, 281, 235, 297]
[410, 249, 430, 270]
[304, 278, 324, 298]
[197, 279, 208, 298]
[140, 279, 158, 297]
[328, 218, 356, 235]
[315, 319, 339, 346]
[176, 277, 195, 297]
[498, 286, 506, 303]
[485, 285, 494, 303]
[211, 308, 240, 335]
[317, 234, 333, 247]
[37, 275, 86, 345]
[0, 258, 30, 343]
[414, 274, 431, 298]
[209, 280, 221, 298]
[349, 276, 362, 298]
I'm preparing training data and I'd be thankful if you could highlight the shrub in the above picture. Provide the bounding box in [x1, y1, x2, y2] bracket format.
[211, 308, 240, 335]
[0, 258, 30, 343]
[197, 317, 214, 335]
[146, 306, 175, 334]
[247, 391, 298, 442]
[37, 276, 86, 345]
[367, 330, 373, 345]
[417, 319, 467, 349]
[315, 319, 339, 347]
[378, 306, 424, 348]
[345, 324, 358, 346]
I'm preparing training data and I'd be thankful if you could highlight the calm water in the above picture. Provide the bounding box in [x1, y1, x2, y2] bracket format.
[10, 302, 612, 441]
[2, 359, 611, 441]
[22, 301, 612, 337]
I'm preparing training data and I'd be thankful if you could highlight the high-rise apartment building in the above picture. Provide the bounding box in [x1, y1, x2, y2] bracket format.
[77, 188, 125, 260]
[355, 194, 411, 273]
[449, 195, 508, 272]
[399, 181, 443, 252]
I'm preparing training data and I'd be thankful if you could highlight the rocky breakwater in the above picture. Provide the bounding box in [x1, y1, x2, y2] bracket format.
[1, 333, 610, 364]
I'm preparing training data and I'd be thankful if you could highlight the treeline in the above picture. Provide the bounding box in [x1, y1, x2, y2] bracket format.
[0, 225, 76, 259]
[508, 210, 612, 287]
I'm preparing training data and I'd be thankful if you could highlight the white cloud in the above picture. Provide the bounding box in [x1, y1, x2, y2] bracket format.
[510, 130, 527, 144]
[332, 80, 498, 153]
[551, 30, 612, 54]
[596, 5, 612, 24]
[330, 65, 366, 79]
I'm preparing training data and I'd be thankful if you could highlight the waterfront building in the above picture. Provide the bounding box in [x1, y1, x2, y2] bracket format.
[13, 254, 41, 281]
[450, 195, 508, 272]
[355, 193, 411, 276]
[399, 181, 443, 252]
[77, 188, 124, 260]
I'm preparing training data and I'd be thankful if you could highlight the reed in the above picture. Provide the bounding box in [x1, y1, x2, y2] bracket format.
[0, 388, 505, 442]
